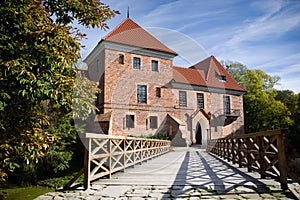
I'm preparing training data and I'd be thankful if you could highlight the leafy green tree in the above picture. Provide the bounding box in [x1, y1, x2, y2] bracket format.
[275, 90, 298, 112]
[276, 90, 300, 153]
[0, 0, 118, 183]
[225, 62, 292, 133]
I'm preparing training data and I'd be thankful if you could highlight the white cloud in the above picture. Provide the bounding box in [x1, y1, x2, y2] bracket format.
[275, 77, 300, 93]
[78, 0, 300, 93]
[226, 1, 300, 46]
[146, 27, 208, 67]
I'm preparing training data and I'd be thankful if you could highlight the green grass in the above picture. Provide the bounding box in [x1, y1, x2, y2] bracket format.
[37, 172, 84, 188]
[0, 186, 54, 200]
[36, 157, 84, 188]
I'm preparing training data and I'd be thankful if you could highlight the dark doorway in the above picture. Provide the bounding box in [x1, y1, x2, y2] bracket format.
[196, 123, 202, 144]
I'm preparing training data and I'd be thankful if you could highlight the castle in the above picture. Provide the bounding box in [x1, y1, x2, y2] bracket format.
[84, 17, 246, 146]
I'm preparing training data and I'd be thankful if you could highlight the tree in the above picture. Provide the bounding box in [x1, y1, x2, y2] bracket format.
[0, 0, 118, 183]
[225, 62, 292, 133]
[276, 90, 300, 153]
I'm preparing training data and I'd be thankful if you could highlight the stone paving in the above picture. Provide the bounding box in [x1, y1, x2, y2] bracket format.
[35, 184, 297, 199]
[35, 147, 300, 199]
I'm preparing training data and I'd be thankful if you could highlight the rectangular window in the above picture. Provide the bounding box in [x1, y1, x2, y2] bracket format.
[197, 93, 204, 109]
[151, 60, 158, 71]
[137, 85, 147, 103]
[179, 91, 187, 107]
[126, 115, 134, 128]
[156, 87, 161, 98]
[133, 57, 140, 69]
[149, 116, 158, 129]
[223, 96, 231, 114]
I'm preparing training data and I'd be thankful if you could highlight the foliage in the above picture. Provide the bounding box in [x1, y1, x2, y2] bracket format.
[37, 172, 84, 188]
[137, 134, 170, 140]
[276, 91, 300, 154]
[0, 0, 118, 183]
[225, 62, 292, 133]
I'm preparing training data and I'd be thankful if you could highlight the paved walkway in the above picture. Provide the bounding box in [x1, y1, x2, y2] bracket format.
[36, 147, 300, 199]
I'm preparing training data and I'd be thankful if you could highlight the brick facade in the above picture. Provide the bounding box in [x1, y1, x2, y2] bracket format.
[84, 18, 246, 146]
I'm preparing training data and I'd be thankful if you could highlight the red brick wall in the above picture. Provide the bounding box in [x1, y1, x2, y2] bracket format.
[86, 47, 245, 142]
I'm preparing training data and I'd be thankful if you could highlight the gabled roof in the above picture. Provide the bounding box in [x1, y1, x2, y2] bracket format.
[173, 56, 246, 92]
[173, 66, 206, 86]
[102, 18, 177, 55]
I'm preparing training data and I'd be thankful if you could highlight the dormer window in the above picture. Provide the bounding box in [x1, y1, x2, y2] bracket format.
[217, 74, 227, 82]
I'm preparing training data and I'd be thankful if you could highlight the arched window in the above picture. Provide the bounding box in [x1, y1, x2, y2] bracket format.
[118, 54, 124, 64]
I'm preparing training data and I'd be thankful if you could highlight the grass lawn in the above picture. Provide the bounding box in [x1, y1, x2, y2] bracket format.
[0, 186, 54, 200]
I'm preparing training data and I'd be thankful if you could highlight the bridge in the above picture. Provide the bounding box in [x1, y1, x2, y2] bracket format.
[38, 130, 300, 199]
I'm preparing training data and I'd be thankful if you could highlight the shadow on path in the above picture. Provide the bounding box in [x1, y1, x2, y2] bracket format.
[161, 149, 294, 199]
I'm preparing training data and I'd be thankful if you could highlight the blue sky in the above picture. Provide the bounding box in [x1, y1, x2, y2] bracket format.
[79, 0, 300, 93]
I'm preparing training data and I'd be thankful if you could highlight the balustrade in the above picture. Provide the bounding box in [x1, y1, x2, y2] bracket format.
[65, 133, 170, 189]
[207, 129, 292, 189]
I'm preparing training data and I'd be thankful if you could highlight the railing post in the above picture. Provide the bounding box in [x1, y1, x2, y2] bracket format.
[259, 136, 267, 179]
[219, 140, 222, 157]
[238, 138, 242, 168]
[109, 138, 112, 179]
[246, 138, 252, 172]
[123, 139, 126, 172]
[84, 138, 91, 190]
[133, 139, 136, 167]
[277, 129, 288, 190]
[232, 138, 235, 164]
[227, 139, 230, 162]
[217, 140, 221, 156]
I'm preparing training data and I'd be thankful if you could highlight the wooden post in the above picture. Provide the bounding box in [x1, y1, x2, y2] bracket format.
[123, 139, 126, 172]
[232, 138, 236, 164]
[259, 136, 266, 179]
[277, 130, 288, 190]
[227, 139, 231, 162]
[246, 138, 252, 172]
[238, 138, 242, 168]
[83, 138, 91, 190]
[109, 138, 112, 179]
[133, 139, 136, 167]
[217, 140, 221, 156]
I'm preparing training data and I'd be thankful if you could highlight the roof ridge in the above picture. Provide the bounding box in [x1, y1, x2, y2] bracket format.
[206, 56, 215, 81]
[102, 18, 177, 55]
[103, 18, 140, 40]
[173, 66, 200, 70]
[211, 56, 246, 91]
[174, 56, 246, 92]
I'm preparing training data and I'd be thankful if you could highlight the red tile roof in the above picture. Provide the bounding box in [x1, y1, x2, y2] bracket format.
[173, 66, 206, 86]
[102, 18, 177, 55]
[173, 56, 246, 92]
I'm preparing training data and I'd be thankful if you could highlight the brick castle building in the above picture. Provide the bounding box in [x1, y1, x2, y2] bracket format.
[84, 17, 246, 146]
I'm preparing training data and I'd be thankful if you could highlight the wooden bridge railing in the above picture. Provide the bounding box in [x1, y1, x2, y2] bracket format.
[207, 129, 290, 189]
[65, 133, 170, 189]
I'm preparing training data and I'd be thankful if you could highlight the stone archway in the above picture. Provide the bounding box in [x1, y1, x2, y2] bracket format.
[196, 122, 202, 144]
[193, 118, 208, 145]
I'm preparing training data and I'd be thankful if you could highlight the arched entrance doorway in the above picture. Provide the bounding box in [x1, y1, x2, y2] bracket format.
[196, 122, 202, 144]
